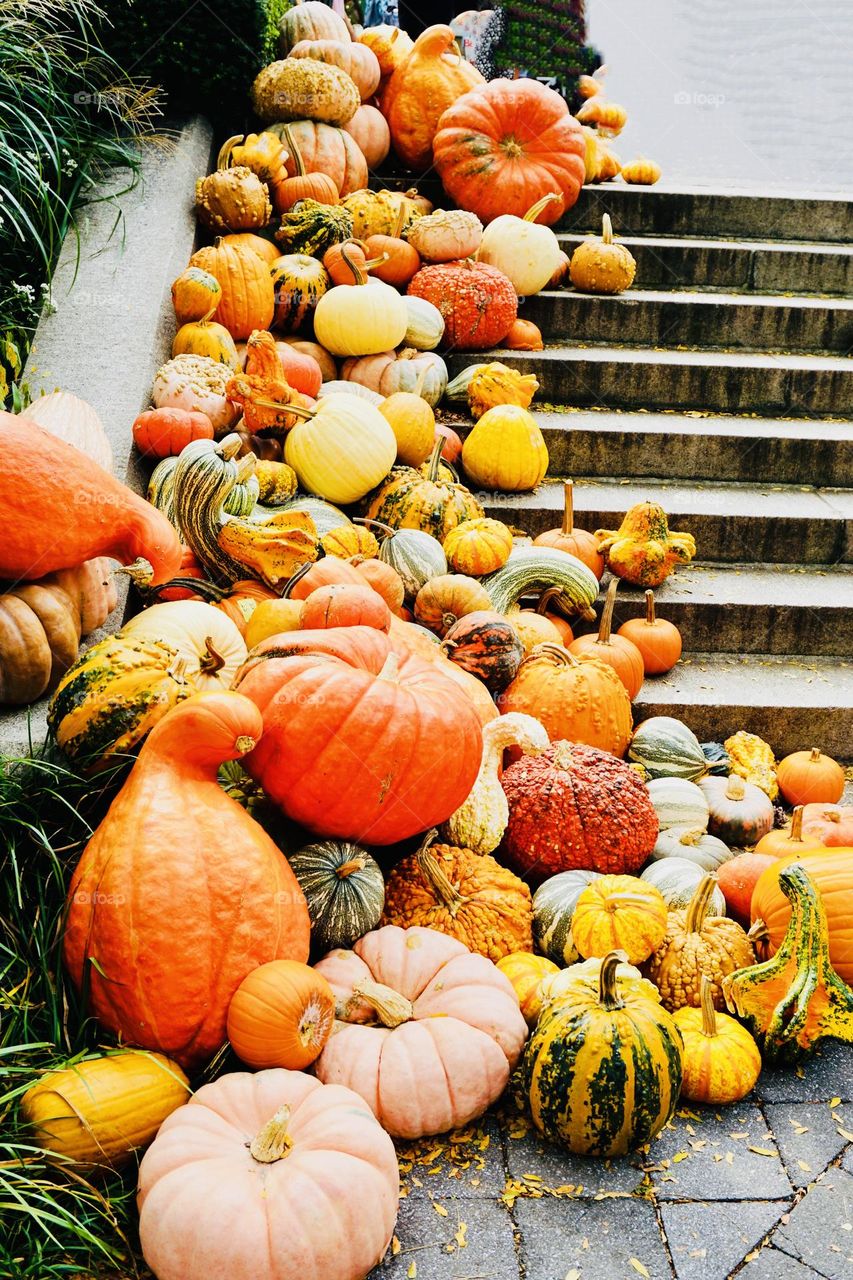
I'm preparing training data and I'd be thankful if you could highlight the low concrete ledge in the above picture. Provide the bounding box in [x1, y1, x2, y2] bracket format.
[2, 114, 213, 759]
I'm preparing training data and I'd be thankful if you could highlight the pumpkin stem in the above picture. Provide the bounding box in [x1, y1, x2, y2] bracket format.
[520, 642, 576, 672]
[645, 590, 656, 626]
[598, 950, 630, 1011]
[336, 856, 366, 878]
[250, 1105, 293, 1163]
[677, 828, 706, 847]
[601, 213, 614, 245]
[596, 577, 618, 644]
[809, 747, 822, 762]
[790, 806, 804, 842]
[415, 828, 463, 912]
[747, 916, 770, 948]
[354, 979, 413, 1027]
[356, 517, 396, 541]
[561, 480, 575, 536]
[281, 560, 314, 597]
[234, 734, 257, 755]
[120, 557, 155, 592]
[414, 367, 428, 400]
[339, 241, 369, 286]
[282, 125, 306, 178]
[392, 202, 407, 239]
[377, 651, 399, 683]
[426, 436, 445, 483]
[523, 193, 561, 224]
[217, 134, 242, 169]
[685, 873, 718, 934]
[699, 974, 718, 1038]
[146, 576, 226, 602]
[364, 252, 390, 271]
[535, 587, 565, 617]
[551, 740, 576, 771]
[725, 773, 746, 802]
[198, 636, 226, 675]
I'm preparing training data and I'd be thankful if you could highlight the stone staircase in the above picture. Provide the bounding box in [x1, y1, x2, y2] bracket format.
[446, 185, 853, 756]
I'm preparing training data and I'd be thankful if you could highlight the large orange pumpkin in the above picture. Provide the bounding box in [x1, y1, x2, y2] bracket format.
[235, 626, 483, 844]
[433, 77, 586, 224]
[407, 260, 517, 351]
[189, 239, 275, 340]
[63, 693, 311, 1071]
[750, 848, 853, 983]
[383, 25, 484, 171]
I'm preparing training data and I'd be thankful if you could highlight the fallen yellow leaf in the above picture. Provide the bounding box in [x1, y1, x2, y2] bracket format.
[433, 1203, 448, 1217]
[629, 1259, 650, 1278]
[748, 1146, 777, 1157]
[407, 1263, 416, 1279]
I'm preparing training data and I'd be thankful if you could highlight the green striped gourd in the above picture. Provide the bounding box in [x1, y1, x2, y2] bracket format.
[445, 364, 487, 403]
[640, 857, 727, 915]
[288, 840, 385, 953]
[271, 253, 330, 333]
[280, 496, 353, 538]
[629, 716, 708, 781]
[532, 870, 601, 966]
[523, 950, 684, 1157]
[148, 454, 258, 528]
[378, 527, 447, 599]
[481, 546, 599, 619]
[646, 777, 709, 831]
[362, 439, 483, 541]
[169, 435, 258, 584]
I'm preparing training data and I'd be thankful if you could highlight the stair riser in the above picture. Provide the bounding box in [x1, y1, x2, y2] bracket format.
[559, 187, 853, 243]
[521, 292, 852, 355]
[449, 352, 853, 418]
[557, 238, 853, 296]
[633, 697, 852, 759]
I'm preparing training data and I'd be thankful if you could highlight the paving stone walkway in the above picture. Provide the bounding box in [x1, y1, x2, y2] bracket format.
[369, 1042, 853, 1280]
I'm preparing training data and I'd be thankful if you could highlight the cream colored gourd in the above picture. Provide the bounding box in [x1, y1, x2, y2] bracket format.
[121, 602, 247, 692]
[284, 393, 397, 504]
[313, 269, 408, 357]
[406, 209, 483, 262]
[477, 195, 564, 296]
[23, 390, 114, 473]
[441, 712, 550, 854]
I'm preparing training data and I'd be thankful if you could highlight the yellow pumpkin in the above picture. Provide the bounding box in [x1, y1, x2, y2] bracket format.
[673, 975, 761, 1104]
[570, 214, 636, 295]
[313, 264, 408, 357]
[461, 404, 548, 492]
[497, 952, 561, 1027]
[244, 598, 304, 648]
[379, 383, 436, 467]
[172, 319, 240, 367]
[571, 874, 668, 965]
[120, 601, 247, 692]
[443, 518, 513, 576]
[620, 157, 662, 185]
[284, 392, 397, 504]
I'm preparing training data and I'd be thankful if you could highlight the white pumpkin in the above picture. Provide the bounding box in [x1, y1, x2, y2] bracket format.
[640, 857, 727, 915]
[477, 195, 564, 296]
[121, 602, 246, 692]
[313, 278, 408, 357]
[406, 209, 483, 263]
[652, 825, 733, 872]
[404, 296, 445, 351]
[152, 355, 237, 432]
[285, 392, 397, 504]
[320, 380, 384, 404]
[23, 391, 113, 473]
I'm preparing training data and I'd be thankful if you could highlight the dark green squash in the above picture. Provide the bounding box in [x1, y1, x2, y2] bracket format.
[629, 716, 708, 781]
[288, 840, 385, 953]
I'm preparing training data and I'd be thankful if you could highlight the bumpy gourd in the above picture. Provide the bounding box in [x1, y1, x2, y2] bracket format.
[724, 730, 778, 800]
[646, 873, 754, 1012]
[596, 501, 696, 588]
[275, 198, 354, 257]
[468, 362, 539, 420]
[442, 712, 550, 854]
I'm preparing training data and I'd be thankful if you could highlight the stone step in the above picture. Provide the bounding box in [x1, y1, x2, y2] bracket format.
[559, 185, 853, 243]
[568, 564, 853, 658]
[521, 289, 853, 355]
[483, 479, 852, 566]
[557, 233, 853, 296]
[446, 346, 853, 417]
[633, 654, 853, 758]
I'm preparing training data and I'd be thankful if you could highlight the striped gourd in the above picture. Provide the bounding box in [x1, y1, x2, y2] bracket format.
[629, 716, 708, 781]
[652, 826, 732, 872]
[148, 454, 258, 529]
[170, 435, 260, 583]
[641, 857, 727, 915]
[481, 546, 599, 619]
[378, 528, 447, 599]
[532, 870, 601, 966]
[280, 496, 353, 537]
[523, 951, 684, 1156]
[363, 439, 484, 541]
[445, 364, 487, 403]
[288, 840, 385, 953]
[646, 777, 709, 831]
[271, 253, 330, 333]
[48, 636, 193, 771]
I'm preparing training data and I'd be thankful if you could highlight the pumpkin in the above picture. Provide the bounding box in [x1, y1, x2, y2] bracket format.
[63, 693, 311, 1068]
[674, 975, 761, 1104]
[343, 187, 425, 239]
[190, 239, 275, 340]
[350, 556, 406, 612]
[618, 589, 682, 675]
[443, 518, 513, 577]
[547, 250, 571, 288]
[485, 547, 600, 621]
[287, 556, 365, 600]
[219, 233, 282, 268]
[700, 774, 774, 847]
[244, 599, 304, 647]
[467, 361, 539, 419]
[226, 960, 335, 1069]
[267, 120, 367, 200]
[363, 439, 483, 541]
[441, 609, 524, 692]
[497, 952, 560, 1027]
[43, 557, 117, 637]
[652, 826, 731, 872]
[777, 747, 845, 806]
[152, 353, 237, 433]
[532, 870, 601, 966]
[590, 137, 622, 182]
[289, 38, 381, 101]
[629, 716, 708, 781]
[477, 194, 564, 295]
[278, 0, 350, 52]
[0, 414, 182, 585]
[195, 167, 271, 234]
[22, 389, 113, 472]
[504, 318, 544, 350]
[359, 24, 414, 87]
[342, 103, 391, 168]
[382, 831, 533, 962]
[576, 96, 628, 134]
[377, 526, 447, 598]
[413, 573, 490, 637]
[725, 730, 779, 801]
[20, 1050, 189, 1170]
[236, 627, 483, 844]
[288, 839, 385, 952]
[749, 848, 853, 984]
[252, 57, 359, 127]
[0, 584, 82, 705]
[433, 76, 585, 225]
[754, 805, 825, 858]
[621, 156, 662, 185]
[462, 403, 549, 493]
[138, 1069, 399, 1280]
[498, 645, 632, 757]
[597, 502, 696, 589]
[538, 953, 656, 1011]
[132, 407, 214, 459]
[724, 863, 853, 1063]
[716, 851, 778, 923]
[272, 125, 340, 214]
[641, 857, 727, 916]
[522, 950, 683, 1157]
[172, 317, 240, 367]
[646, 873, 754, 1012]
[343, 347, 448, 406]
[364, 220, 421, 288]
[647, 777, 710, 831]
[379, 382, 436, 469]
[321, 524, 379, 559]
[570, 213, 636, 294]
[314, 924, 526, 1137]
[442, 712, 548, 855]
[500, 741, 658, 880]
[313, 268, 408, 358]
[322, 239, 382, 286]
[509, 605, 565, 655]
[299, 582, 391, 632]
[571, 875, 668, 965]
[569, 579, 644, 699]
[533, 479, 604, 579]
[281, 337, 335, 384]
[284, 393, 396, 505]
[403, 296, 445, 351]
[271, 253, 330, 334]
[406, 208, 483, 262]
[275, 198, 354, 258]
[171, 267, 222, 326]
[383, 24, 484, 170]
[408, 259, 517, 350]
[435, 424, 463, 463]
[120, 602, 246, 692]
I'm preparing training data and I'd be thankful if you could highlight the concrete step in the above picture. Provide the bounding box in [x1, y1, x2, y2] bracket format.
[633, 654, 853, 758]
[483, 478, 852, 566]
[557, 233, 853, 296]
[521, 289, 853, 355]
[567, 565, 853, 658]
[559, 185, 853, 243]
[446, 346, 853, 418]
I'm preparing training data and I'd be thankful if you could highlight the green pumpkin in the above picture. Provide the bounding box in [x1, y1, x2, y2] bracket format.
[274, 199, 353, 258]
[523, 951, 684, 1157]
[288, 840, 384, 953]
[481, 546, 599, 620]
[377, 527, 447, 600]
[533, 870, 602, 966]
[629, 716, 708, 781]
[363, 439, 483, 542]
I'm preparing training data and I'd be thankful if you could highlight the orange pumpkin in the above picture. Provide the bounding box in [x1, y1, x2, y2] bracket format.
[754, 806, 826, 858]
[342, 104, 391, 169]
[226, 959, 336, 1069]
[287, 557, 365, 600]
[407, 260, 517, 351]
[272, 124, 340, 214]
[533, 480, 604, 579]
[383, 25, 484, 171]
[504, 318, 544, 350]
[299, 583, 391, 632]
[132, 407, 214, 459]
[351, 557, 406, 612]
[801, 803, 853, 847]
[219, 233, 281, 266]
[189, 239, 275, 340]
[750, 849, 853, 983]
[617, 589, 682, 676]
[569, 578, 644, 699]
[270, 119, 368, 197]
[289, 38, 381, 101]
[776, 747, 845, 806]
[359, 23, 414, 90]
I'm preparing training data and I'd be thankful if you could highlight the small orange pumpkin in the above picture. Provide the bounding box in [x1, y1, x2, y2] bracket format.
[533, 480, 604, 579]
[226, 959, 335, 1070]
[299, 583, 391, 632]
[776, 747, 845, 806]
[569, 578, 644, 699]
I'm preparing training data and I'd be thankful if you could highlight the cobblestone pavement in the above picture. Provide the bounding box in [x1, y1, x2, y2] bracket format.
[369, 1042, 853, 1280]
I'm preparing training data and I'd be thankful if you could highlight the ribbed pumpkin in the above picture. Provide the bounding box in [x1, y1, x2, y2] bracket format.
[285, 393, 397, 505]
[646, 873, 754, 1015]
[377, 526, 447, 599]
[343, 104, 391, 169]
[407, 260, 517, 351]
[288, 840, 385, 952]
[700, 774, 774, 847]
[569, 578, 644, 698]
[674, 975, 761, 1104]
[414, 574, 490, 637]
[321, 524, 379, 560]
[189, 240, 274, 340]
[753, 805, 825, 858]
[653, 826, 732, 872]
[572, 875, 668, 965]
[498, 644, 632, 757]
[351, 556, 406, 612]
[461, 404, 549, 492]
[443, 518, 513, 576]
[647, 777, 710, 832]
[226, 960, 335, 1069]
[441, 609, 524, 693]
[522, 950, 683, 1156]
[532, 869, 602, 966]
[288, 38, 381, 101]
[378, 380, 436, 467]
[172, 267, 222, 325]
[749, 848, 853, 984]
[20, 1050, 189, 1169]
[533, 480, 605, 580]
[381, 832, 534, 962]
[801, 802, 853, 847]
[510, 596, 571, 654]
[363, 439, 484, 541]
[618, 589, 682, 675]
[500, 741, 659, 881]
[299, 583, 391, 633]
[278, 0, 349, 52]
[497, 952, 561, 1027]
[268, 119, 368, 197]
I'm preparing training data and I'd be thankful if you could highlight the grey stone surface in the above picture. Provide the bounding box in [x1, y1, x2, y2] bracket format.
[515, 1194, 673, 1280]
[756, 1043, 853, 1105]
[395, 1115, 507, 1199]
[736, 1247, 825, 1279]
[504, 1124, 648, 1198]
[764, 1103, 853, 1189]
[369, 1196, 520, 1279]
[770, 1168, 853, 1279]
[659, 1200, 789, 1280]
[646, 1103, 793, 1202]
